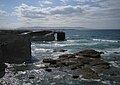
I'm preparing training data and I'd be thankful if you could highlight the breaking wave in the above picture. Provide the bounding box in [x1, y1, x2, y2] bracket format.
[93, 39, 119, 43]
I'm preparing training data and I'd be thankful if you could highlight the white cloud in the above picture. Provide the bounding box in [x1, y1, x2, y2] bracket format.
[42, 1, 53, 5]
[50, 5, 83, 15]
[14, 3, 50, 18]
[0, 10, 7, 16]
[99, 0, 120, 8]
[38, 0, 53, 6]
[11, 0, 120, 29]
[14, 4, 85, 19]
[60, 0, 102, 3]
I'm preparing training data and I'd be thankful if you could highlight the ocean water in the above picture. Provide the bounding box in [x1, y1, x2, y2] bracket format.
[0, 29, 120, 85]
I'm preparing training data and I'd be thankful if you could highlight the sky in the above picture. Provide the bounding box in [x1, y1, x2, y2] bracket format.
[0, 0, 120, 29]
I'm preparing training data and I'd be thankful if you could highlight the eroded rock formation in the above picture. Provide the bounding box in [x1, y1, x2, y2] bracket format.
[42, 49, 110, 79]
[27, 30, 55, 41]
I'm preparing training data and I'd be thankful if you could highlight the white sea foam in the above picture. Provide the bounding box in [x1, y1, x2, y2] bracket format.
[103, 47, 120, 55]
[35, 64, 46, 68]
[93, 39, 119, 43]
[80, 42, 98, 46]
[34, 48, 51, 52]
[109, 61, 120, 68]
[101, 80, 111, 85]
[67, 40, 80, 42]
[67, 39, 88, 42]
[81, 78, 101, 82]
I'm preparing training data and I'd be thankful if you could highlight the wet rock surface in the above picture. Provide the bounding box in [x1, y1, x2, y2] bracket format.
[53, 48, 67, 52]
[43, 49, 111, 79]
[0, 63, 6, 78]
[28, 74, 35, 79]
[75, 49, 103, 58]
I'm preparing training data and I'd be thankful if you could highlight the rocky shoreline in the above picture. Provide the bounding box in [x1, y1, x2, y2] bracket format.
[0, 30, 120, 85]
[0, 30, 66, 79]
[42, 49, 110, 79]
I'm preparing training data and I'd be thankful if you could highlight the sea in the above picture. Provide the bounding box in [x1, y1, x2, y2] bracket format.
[0, 29, 120, 85]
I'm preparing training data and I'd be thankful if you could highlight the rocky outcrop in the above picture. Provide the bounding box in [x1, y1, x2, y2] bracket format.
[0, 63, 7, 78]
[75, 49, 103, 58]
[42, 49, 110, 79]
[56, 32, 66, 41]
[0, 30, 66, 78]
[0, 30, 66, 64]
[0, 33, 31, 64]
[27, 30, 55, 41]
[0, 30, 66, 41]
[0, 32, 31, 78]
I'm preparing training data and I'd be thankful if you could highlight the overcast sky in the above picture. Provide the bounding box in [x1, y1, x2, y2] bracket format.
[0, 0, 120, 29]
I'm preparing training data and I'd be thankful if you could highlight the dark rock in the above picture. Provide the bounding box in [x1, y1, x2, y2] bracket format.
[43, 58, 53, 63]
[49, 64, 59, 68]
[90, 59, 110, 66]
[90, 59, 110, 70]
[72, 75, 79, 79]
[0, 30, 30, 35]
[0, 63, 7, 71]
[0, 82, 3, 85]
[100, 52, 104, 54]
[0, 71, 5, 78]
[53, 48, 67, 52]
[56, 58, 78, 67]
[96, 64, 110, 69]
[114, 52, 120, 54]
[71, 66, 78, 70]
[45, 68, 52, 72]
[110, 73, 117, 76]
[28, 75, 35, 79]
[115, 82, 120, 85]
[28, 30, 55, 41]
[57, 32, 65, 41]
[0, 63, 6, 78]
[59, 54, 75, 59]
[63, 61, 77, 66]
[43, 58, 57, 64]
[80, 58, 92, 64]
[0, 34, 31, 64]
[70, 64, 83, 70]
[81, 66, 100, 79]
[75, 49, 101, 58]
[49, 60, 57, 64]
[42, 49, 111, 80]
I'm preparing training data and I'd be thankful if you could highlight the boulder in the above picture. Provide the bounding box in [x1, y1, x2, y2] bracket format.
[72, 75, 79, 79]
[53, 48, 67, 52]
[75, 49, 102, 58]
[43, 58, 57, 64]
[59, 54, 75, 59]
[45, 68, 52, 72]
